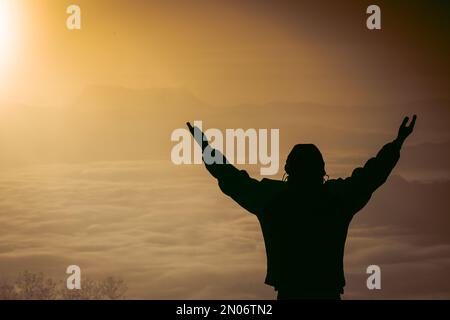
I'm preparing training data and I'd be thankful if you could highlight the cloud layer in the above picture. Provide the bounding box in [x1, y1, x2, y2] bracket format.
[0, 160, 449, 299]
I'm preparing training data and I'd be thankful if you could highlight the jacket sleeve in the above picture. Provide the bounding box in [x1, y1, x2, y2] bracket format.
[203, 148, 265, 215]
[336, 140, 402, 217]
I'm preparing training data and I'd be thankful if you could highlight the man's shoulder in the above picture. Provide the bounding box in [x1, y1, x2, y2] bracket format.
[261, 177, 284, 184]
[324, 178, 347, 195]
[325, 178, 345, 186]
[260, 178, 286, 190]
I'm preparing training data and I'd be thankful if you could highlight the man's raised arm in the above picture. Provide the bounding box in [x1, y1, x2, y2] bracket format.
[186, 122, 239, 180]
[336, 115, 417, 215]
[186, 122, 265, 214]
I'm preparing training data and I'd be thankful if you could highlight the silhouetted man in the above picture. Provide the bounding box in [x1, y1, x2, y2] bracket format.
[187, 115, 416, 300]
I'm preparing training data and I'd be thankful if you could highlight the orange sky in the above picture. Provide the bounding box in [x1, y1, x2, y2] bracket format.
[1, 0, 448, 107]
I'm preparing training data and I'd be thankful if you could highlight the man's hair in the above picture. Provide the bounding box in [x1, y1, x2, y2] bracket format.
[284, 144, 326, 181]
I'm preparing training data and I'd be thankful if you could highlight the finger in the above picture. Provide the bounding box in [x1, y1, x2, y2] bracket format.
[408, 114, 417, 129]
[401, 116, 409, 128]
[186, 122, 194, 134]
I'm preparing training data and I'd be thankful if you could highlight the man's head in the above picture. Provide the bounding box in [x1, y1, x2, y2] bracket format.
[284, 144, 326, 184]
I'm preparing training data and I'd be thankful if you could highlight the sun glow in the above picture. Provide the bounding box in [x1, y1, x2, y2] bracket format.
[0, 1, 17, 68]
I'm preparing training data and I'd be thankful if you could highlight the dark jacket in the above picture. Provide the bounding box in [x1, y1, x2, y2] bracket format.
[203, 140, 401, 294]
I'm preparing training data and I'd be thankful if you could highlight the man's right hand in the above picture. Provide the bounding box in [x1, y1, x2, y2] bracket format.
[186, 122, 195, 136]
[186, 122, 209, 152]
